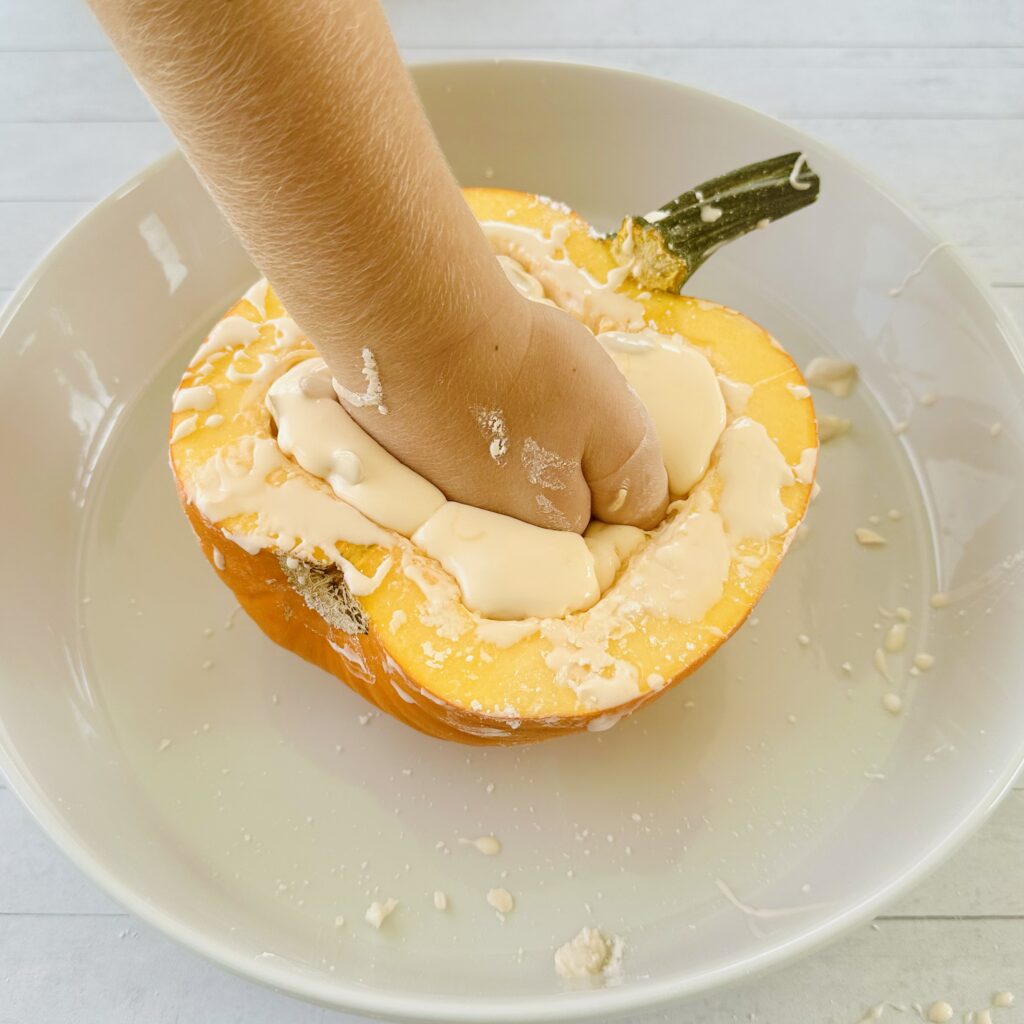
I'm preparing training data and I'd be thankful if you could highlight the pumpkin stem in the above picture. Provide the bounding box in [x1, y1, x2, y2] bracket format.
[610, 152, 820, 293]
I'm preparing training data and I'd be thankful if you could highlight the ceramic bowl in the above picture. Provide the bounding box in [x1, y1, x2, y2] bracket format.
[1, 60, 1023, 1022]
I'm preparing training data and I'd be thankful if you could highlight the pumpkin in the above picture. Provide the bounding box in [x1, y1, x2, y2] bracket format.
[169, 155, 819, 744]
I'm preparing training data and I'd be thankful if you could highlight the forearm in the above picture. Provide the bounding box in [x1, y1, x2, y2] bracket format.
[88, 0, 669, 533]
[87, 0, 513, 375]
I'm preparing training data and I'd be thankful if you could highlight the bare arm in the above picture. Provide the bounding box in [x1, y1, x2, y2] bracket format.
[88, 0, 668, 531]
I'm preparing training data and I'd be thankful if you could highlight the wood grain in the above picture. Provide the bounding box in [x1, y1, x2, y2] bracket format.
[0, 124, 172, 201]
[384, 0, 1024, 49]
[2, 49, 1024, 122]
[3, 0, 1023, 49]
[0, 913, 1020, 1023]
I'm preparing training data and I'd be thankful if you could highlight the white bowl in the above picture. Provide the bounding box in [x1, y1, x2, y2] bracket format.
[1, 60, 1023, 1022]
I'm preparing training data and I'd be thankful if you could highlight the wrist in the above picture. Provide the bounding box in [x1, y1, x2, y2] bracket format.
[330, 279, 533, 418]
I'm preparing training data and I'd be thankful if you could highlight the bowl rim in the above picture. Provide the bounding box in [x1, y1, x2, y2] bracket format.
[2, 57, 1023, 1023]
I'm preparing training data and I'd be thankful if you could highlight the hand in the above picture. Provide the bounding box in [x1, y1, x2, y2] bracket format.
[86, 0, 669, 532]
[337, 286, 670, 534]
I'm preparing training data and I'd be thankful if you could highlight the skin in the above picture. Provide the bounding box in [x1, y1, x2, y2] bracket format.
[87, 0, 669, 532]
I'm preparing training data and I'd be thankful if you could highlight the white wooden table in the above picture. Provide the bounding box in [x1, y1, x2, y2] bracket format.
[2, 1, 1023, 1020]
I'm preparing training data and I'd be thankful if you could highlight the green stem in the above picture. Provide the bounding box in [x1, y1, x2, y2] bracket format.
[610, 152, 820, 292]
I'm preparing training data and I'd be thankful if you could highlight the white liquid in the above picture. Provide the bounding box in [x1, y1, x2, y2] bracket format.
[267, 358, 444, 537]
[413, 502, 599, 621]
[597, 330, 727, 496]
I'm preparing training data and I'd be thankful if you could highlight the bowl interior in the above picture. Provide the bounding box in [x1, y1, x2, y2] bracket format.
[1, 61, 1023, 1022]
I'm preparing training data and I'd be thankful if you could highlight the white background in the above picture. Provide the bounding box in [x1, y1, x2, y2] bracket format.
[1, 1, 1023, 1021]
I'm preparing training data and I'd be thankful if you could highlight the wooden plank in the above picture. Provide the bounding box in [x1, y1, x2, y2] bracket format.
[384, 1, 1024, 49]
[2, 49, 1024, 123]
[429, 48, 1024, 120]
[3, 0, 1024, 50]
[627, 919, 1024, 1024]
[410, 47, 1024, 71]
[405, 48, 1024, 120]
[0, 202, 90, 289]
[0, 124, 172, 201]
[0, 52, 151, 122]
[0, 913, 1019, 1024]
[0, 914, 361, 1024]
[0, 0, 110, 50]
[388, 1, 1024, 49]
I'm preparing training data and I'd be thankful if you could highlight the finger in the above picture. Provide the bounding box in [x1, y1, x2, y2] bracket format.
[585, 408, 669, 530]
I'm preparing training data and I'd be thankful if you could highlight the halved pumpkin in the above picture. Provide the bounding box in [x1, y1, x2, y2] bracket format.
[170, 166, 818, 744]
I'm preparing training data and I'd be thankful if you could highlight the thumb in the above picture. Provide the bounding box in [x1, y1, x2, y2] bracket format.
[584, 396, 669, 530]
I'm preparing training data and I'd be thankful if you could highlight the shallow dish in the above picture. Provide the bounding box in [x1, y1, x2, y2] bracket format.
[1, 60, 1023, 1022]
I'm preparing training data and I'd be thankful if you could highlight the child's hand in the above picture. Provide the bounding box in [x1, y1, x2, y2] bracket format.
[337, 286, 669, 533]
[89, 0, 669, 533]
